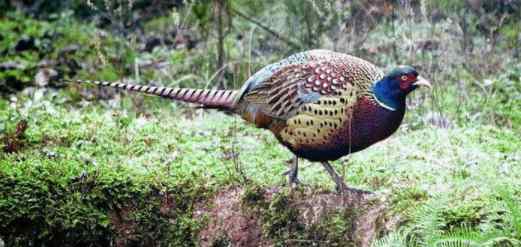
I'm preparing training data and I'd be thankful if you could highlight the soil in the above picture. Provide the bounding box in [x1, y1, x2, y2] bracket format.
[195, 186, 389, 247]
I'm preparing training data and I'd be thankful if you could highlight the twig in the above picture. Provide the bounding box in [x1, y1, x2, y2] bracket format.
[230, 7, 303, 50]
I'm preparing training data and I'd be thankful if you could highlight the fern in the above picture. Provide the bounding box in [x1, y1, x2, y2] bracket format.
[400, 193, 521, 247]
[498, 186, 521, 237]
[435, 226, 481, 247]
[371, 229, 417, 247]
[410, 197, 447, 246]
[437, 233, 521, 247]
[430, 185, 521, 247]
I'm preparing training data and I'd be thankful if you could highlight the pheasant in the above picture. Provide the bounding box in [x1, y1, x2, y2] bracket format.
[73, 50, 431, 193]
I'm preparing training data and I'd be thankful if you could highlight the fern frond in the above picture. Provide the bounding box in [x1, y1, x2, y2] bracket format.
[434, 226, 482, 247]
[498, 186, 521, 236]
[482, 236, 521, 247]
[410, 198, 446, 246]
[437, 225, 521, 247]
[372, 229, 417, 247]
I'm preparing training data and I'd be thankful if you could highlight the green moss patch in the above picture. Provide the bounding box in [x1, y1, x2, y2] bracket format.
[0, 159, 208, 246]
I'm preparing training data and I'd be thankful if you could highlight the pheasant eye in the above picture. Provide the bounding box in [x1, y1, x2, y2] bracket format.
[400, 75, 408, 81]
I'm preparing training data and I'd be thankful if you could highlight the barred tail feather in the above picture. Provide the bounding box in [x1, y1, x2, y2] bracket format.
[75, 80, 237, 110]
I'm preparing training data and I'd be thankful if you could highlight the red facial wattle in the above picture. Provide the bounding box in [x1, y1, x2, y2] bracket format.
[399, 74, 417, 91]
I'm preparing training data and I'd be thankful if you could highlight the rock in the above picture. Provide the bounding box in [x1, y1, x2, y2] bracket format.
[34, 68, 58, 87]
[59, 44, 80, 55]
[37, 59, 56, 68]
[0, 61, 26, 70]
[137, 59, 169, 70]
[14, 36, 36, 52]
[144, 36, 162, 52]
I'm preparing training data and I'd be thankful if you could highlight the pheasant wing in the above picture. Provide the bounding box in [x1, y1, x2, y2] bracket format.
[241, 50, 383, 120]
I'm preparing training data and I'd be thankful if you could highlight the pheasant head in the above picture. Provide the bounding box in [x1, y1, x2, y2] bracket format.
[372, 65, 431, 111]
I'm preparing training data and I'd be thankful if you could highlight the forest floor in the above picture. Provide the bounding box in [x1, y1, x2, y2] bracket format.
[1, 6, 521, 246]
[1, 88, 520, 246]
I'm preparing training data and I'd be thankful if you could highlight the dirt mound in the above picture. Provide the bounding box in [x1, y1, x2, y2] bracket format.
[195, 186, 389, 247]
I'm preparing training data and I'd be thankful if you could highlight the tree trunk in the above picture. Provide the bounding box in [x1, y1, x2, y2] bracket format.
[215, 0, 226, 89]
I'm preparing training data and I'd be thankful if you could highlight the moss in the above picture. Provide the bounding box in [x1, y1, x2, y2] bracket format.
[0, 160, 208, 246]
[302, 210, 357, 247]
[390, 186, 429, 215]
[240, 186, 363, 246]
[210, 235, 232, 247]
[241, 184, 267, 208]
[261, 190, 303, 242]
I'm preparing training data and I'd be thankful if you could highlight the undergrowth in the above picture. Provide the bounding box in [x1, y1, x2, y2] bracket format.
[1, 3, 520, 246]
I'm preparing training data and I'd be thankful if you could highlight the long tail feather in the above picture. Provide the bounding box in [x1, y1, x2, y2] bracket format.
[73, 80, 237, 110]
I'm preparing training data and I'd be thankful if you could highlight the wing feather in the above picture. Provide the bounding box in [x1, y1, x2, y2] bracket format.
[242, 50, 382, 120]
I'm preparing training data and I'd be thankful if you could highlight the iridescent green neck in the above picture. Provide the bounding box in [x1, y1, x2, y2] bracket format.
[372, 77, 406, 111]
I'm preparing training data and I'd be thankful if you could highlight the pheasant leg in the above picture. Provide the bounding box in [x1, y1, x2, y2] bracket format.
[287, 156, 300, 187]
[321, 161, 373, 194]
[321, 161, 348, 192]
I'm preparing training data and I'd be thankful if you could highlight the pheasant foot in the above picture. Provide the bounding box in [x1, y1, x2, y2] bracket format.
[320, 161, 373, 195]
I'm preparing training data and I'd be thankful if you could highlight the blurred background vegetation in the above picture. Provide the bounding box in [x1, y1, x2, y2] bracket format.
[0, 0, 520, 246]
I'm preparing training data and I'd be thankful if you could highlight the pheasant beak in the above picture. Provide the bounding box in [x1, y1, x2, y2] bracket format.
[413, 76, 432, 89]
